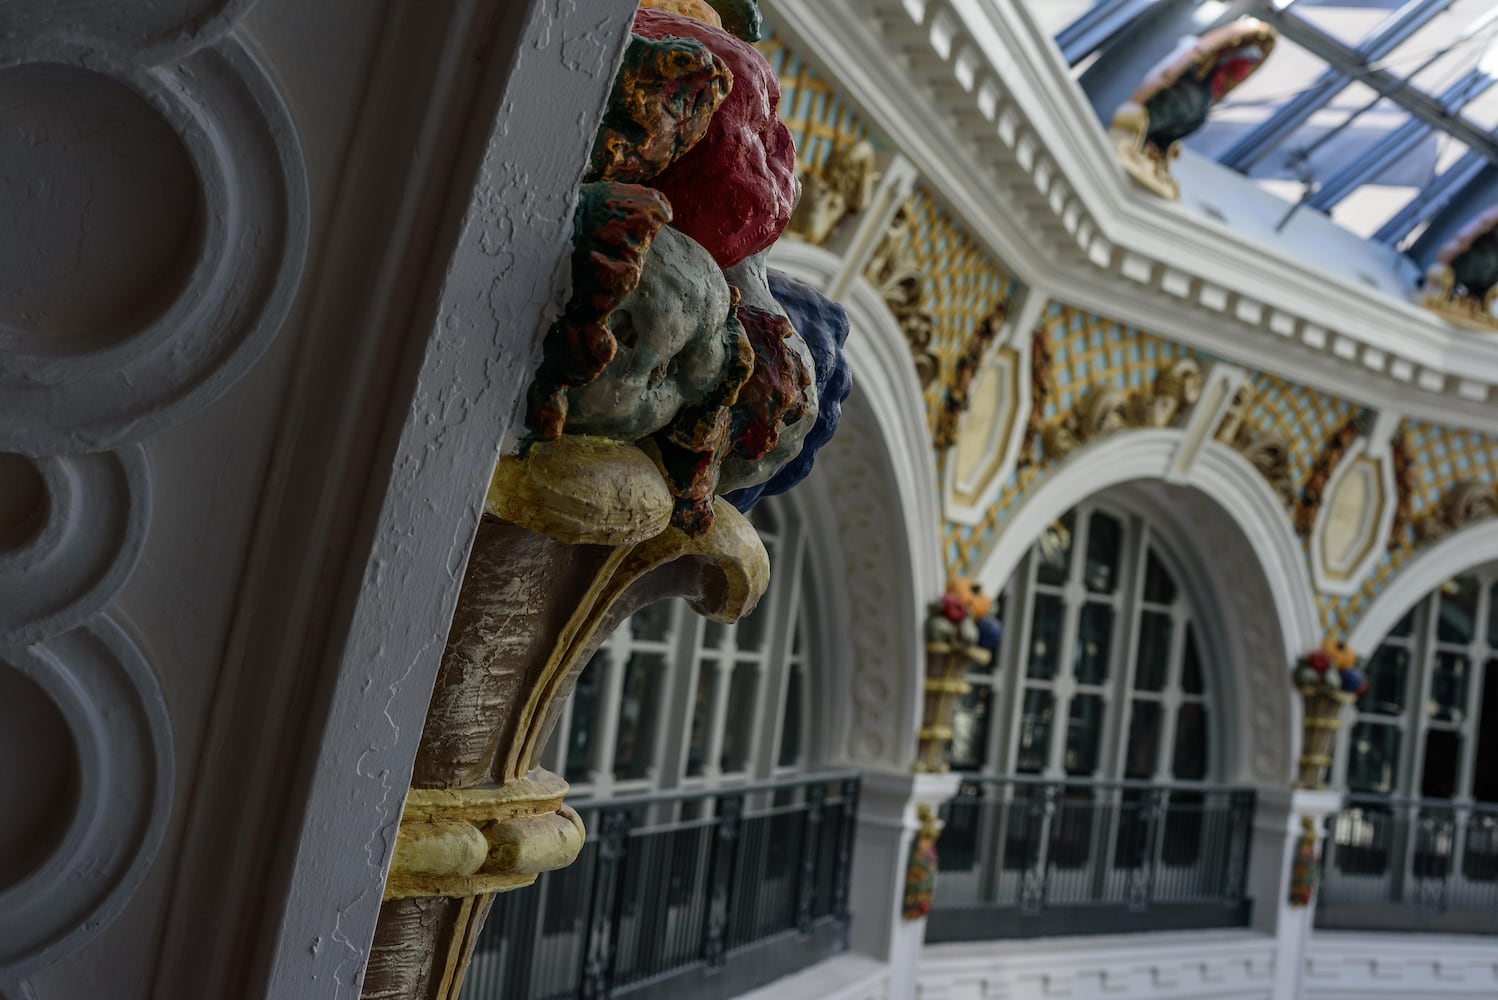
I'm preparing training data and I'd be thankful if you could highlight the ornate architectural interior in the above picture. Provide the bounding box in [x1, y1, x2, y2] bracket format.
[5, 1, 1498, 999]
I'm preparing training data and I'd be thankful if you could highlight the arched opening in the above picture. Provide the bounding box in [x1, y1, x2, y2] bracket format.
[930, 478, 1266, 940]
[1321, 559, 1498, 935]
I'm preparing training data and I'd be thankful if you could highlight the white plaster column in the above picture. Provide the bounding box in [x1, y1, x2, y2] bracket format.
[849, 769, 964, 996]
[1243, 785, 1343, 1000]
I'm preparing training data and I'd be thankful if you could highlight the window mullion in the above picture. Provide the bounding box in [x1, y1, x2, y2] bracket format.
[1103, 520, 1147, 781]
[755, 525, 806, 778]
[1045, 505, 1092, 778]
[590, 626, 632, 797]
[998, 552, 1040, 775]
[1406, 594, 1441, 796]
[655, 602, 698, 790]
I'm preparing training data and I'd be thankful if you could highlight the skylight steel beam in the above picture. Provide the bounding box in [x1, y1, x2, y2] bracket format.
[1306, 69, 1493, 211]
[1058, 0, 1161, 65]
[1220, 0, 1458, 172]
[1373, 149, 1487, 244]
[1258, 5, 1498, 168]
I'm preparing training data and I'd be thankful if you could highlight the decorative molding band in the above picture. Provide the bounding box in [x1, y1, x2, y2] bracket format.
[386, 775, 586, 901]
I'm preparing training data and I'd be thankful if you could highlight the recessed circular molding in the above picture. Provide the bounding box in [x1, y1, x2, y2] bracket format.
[0, 447, 150, 648]
[0, 38, 309, 456]
[0, 616, 173, 980]
[0, 0, 257, 70]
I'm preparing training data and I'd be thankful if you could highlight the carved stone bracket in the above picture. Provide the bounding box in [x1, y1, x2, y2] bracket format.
[867, 199, 938, 386]
[786, 140, 880, 246]
[1041, 357, 1203, 462]
[363, 437, 769, 1000]
[1215, 386, 1296, 506]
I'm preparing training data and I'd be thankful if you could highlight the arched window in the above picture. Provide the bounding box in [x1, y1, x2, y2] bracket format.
[950, 501, 1217, 782]
[932, 500, 1252, 939]
[1335, 569, 1498, 803]
[1319, 569, 1498, 931]
[540, 499, 815, 796]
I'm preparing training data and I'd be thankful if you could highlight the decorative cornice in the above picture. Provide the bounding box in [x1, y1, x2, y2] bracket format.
[764, 0, 1498, 432]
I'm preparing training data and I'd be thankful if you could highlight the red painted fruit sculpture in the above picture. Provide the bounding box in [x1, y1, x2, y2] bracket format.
[634, 8, 797, 269]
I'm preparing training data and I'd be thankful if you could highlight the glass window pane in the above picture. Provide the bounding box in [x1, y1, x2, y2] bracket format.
[1075, 602, 1115, 685]
[1360, 643, 1409, 716]
[702, 618, 727, 652]
[1421, 729, 1462, 800]
[614, 652, 666, 781]
[1390, 608, 1416, 639]
[1015, 688, 1054, 774]
[1181, 625, 1204, 696]
[948, 681, 993, 772]
[1027, 594, 1064, 680]
[685, 661, 714, 777]
[777, 666, 803, 768]
[1064, 693, 1104, 776]
[1438, 576, 1479, 645]
[1475, 660, 1498, 804]
[1431, 651, 1471, 724]
[1143, 548, 1177, 605]
[749, 500, 780, 535]
[630, 600, 674, 642]
[1084, 511, 1123, 594]
[1124, 700, 1162, 780]
[564, 649, 606, 784]
[735, 596, 771, 652]
[719, 661, 759, 773]
[1347, 722, 1401, 795]
[1172, 703, 1207, 781]
[1134, 611, 1172, 693]
[1035, 510, 1076, 587]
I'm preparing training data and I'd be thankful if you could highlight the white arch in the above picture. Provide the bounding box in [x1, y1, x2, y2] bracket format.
[971, 430, 1318, 783]
[1349, 520, 1498, 653]
[770, 240, 944, 769]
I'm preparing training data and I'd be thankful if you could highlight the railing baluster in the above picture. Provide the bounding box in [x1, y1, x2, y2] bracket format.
[795, 783, 827, 935]
[1019, 782, 1058, 915]
[833, 777, 860, 921]
[581, 807, 632, 999]
[1223, 790, 1254, 903]
[702, 793, 744, 970]
[1128, 787, 1164, 912]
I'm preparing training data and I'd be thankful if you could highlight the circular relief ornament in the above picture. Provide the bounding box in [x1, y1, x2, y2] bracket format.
[0, 36, 308, 455]
[0, 0, 258, 69]
[0, 447, 150, 648]
[0, 616, 173, 980]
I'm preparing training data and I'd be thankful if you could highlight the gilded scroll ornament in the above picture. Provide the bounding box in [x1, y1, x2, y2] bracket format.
[1295, 412, 1371, 537]
[1389, 431, 1416, 550]
[1109, 19, 1275, 200]
[934, 303, 1008, 450]
[787, 140, 879, 246]
[1421, 206, 1498, 331]
[1415, 480, 1498, 544]
[1018, 323, 1055, 467]
[1041, 358, 1202, 462]
[1214, 387, 1296, 505]
[868, 201, 939, 386]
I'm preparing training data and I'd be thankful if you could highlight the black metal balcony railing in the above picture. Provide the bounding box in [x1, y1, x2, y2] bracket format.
[461, 772, 860, 1000]
[1318, 795, 1498, 934]
[928, 777, 1256, 941]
